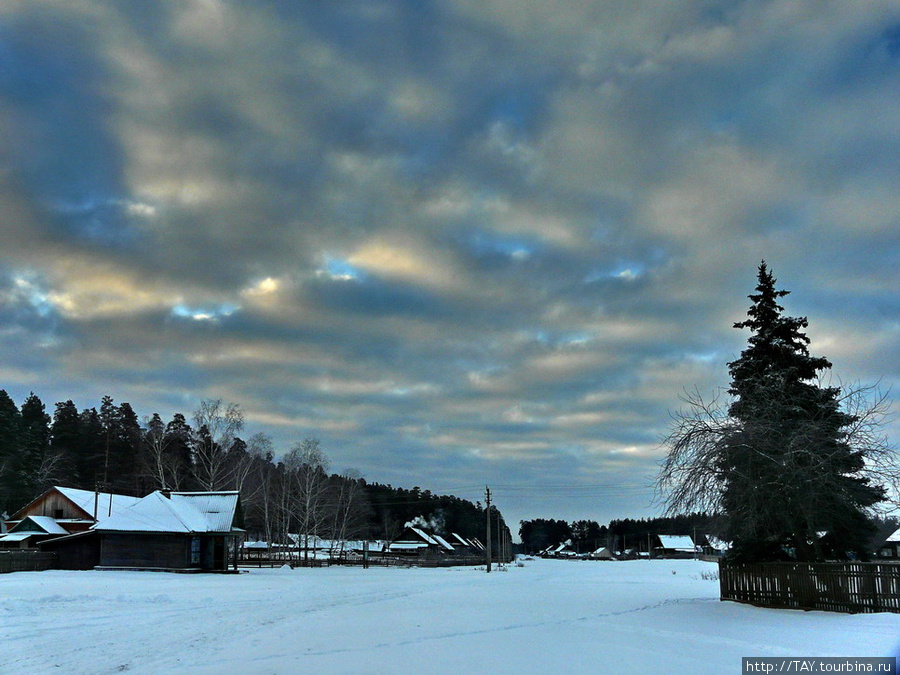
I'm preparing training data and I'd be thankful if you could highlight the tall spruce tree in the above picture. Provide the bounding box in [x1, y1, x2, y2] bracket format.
[658, 262, 891, 563]
[0, 390, 22, 513]
[721, 262, 884, 561]
[18, 393, 53, 505]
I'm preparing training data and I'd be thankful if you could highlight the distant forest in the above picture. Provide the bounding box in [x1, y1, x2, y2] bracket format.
[0, 390, 508, 543]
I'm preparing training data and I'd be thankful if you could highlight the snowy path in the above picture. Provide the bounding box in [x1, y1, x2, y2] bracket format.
[1, 559, 897, 674]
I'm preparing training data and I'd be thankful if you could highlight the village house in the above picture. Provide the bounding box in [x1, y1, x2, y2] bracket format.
[652, 535, 701, 558]
[876, 526, 900, 559]
[2, 486, 142, 539]
[386, 527, 455, 557]
[588, 546, 617, 560]
[0, 516, 69, 549]
[40, 490, 244, 572]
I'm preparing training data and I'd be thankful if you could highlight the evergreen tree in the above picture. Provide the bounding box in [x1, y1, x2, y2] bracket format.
[113, 402, 143, 493]
[0, 390, 22, 513]
[77, 407, 106, 487]
[17, 393, 54, 504]
[658, 262, 890, 563]
[720, 262, 883, 561]
[164, 413, 193, 490]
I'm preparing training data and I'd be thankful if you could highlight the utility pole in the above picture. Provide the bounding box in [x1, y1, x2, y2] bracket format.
[496, 510, 503, 567]
[485, 486, 492, 573]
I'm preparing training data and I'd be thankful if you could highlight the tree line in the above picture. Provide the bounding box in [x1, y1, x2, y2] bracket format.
[0, 391, 503, 545]
[519, 511, 899, 556]
[518, 514, 717, 554]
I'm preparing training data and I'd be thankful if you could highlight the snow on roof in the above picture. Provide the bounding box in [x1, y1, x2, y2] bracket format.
[449, 533, 471, 547]
[0, 532, 34, 542]
[388, 542, 429, 550]
[657, 535, 698, 551]
[11, 516, 69, 535]
[431, 534, 456, 552]
[407, 527, 440, 546]
[169, 492, 239, 532]
[55, 487, 142, 520]
[92, 491, 238, 534]
[242, 540, 270, 549]
[885, 527, 900, 543]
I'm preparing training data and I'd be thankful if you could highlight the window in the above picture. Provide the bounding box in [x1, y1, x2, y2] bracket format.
[191, 537, 201, 565]
[53, 509, 64, 519]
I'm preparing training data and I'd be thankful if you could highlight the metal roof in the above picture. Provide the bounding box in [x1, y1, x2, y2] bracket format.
[0, 532, 33, 542]
[169, 492, 239, 532]
[55, 487, 142, 520]
[431, 534, 455, 552]
[11, 516, 69, 535]
[657, 535, 698, 551]
[92, 491, 239, 534]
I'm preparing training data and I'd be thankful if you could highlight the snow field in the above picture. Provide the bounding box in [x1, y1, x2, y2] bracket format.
[1, 558, 898, 674]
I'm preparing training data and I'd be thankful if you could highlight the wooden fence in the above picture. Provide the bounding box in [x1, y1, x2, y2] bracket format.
[719, 561, 900, 614]
[238, 553, 492, 570]
[0, 550, 57, 574]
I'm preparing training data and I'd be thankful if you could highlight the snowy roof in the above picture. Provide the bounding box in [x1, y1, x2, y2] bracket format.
[449, 533, 471, 547]
[167, 492, 240, 532]
[431, 534, 456, 552]
[388, 542, 429, 550]
[402, 527, 440, 546]
[55, 487, 142, 520]
[11, 516, 69, 535]
[92, 491, 239, 534]
[885, 527, 900, 543]
[657, 535, 698, 551]
[0, 532, 34, 542]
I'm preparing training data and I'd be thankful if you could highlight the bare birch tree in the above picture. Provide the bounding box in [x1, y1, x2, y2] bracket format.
[192, 399, 244, 491]
[284, 437, 330, 563]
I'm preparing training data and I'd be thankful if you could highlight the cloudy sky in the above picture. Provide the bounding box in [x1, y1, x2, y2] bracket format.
[1, 1, 897, 530]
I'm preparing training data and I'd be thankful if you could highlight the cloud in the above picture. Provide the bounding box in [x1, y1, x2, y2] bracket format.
[0, 0, 897, 529]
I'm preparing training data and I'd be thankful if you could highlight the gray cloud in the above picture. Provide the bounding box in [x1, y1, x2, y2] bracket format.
[0, 0, 897, 528]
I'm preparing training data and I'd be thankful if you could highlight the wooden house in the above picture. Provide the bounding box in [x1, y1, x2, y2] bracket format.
[652, 535, 701, 558]
[588, 546, 617, 560]
[386, 527, 454, 557]
[876, 527, 900, 559]
[541, 541, 576, 558]
[0, 516, 69, 549]
[41, 490, 244, 572]
[3, 486, 142, 537]
[447, 532, 479, 555]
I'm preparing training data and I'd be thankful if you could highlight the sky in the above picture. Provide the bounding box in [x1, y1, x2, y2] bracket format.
[0, 1, 898, 532]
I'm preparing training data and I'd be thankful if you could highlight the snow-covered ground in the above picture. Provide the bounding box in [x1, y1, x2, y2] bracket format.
[2, 558, 898, 674]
